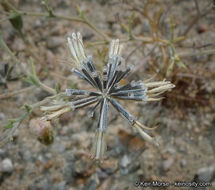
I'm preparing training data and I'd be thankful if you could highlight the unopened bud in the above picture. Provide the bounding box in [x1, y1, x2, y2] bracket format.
[29, 118, 54, 145]
[91, 129, 107, 163]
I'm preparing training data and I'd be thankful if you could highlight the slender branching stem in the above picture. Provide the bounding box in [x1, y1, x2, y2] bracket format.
[0, 86, 35, 100]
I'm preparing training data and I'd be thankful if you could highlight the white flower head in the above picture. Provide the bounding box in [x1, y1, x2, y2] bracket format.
[41, 33, 175, 162]
[67, 32, 86, 67]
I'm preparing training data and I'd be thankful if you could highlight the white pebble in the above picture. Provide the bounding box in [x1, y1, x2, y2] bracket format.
[0, 158, 13, 173]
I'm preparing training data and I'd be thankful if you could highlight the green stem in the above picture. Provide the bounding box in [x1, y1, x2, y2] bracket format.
[0, 31, 20, 64]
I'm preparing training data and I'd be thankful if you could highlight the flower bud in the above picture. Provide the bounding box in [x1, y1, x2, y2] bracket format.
[29, 118, 54, 145]
[91, 129, 107, 163]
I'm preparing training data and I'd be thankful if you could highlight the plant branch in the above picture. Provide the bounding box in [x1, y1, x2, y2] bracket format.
[2, 0, 108, 41]
[0, 33, 56, 95]
[0, 93, 65, 146]
[178, 48, 215, 57]
[0, 86, 34, 100]
[38, 81, 56, 95]
[182, 2, 212, 36]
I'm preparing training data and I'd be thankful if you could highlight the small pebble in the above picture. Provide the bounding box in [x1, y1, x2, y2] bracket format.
[196, 24, 208, 34]
[0, 113, 5, 120]
[180, 159, 187, 168]
[119, 155, 132, 175]
[0, 149, 6, 157]
[120, 155, 131, 168]
[57, 181, 66, 190]
[46, 36, 63, 49]
[141, 20, 150, 33]
[160, 158, 173, 172]
[197, 165, 215, 182]
[0, 158, 14, 173]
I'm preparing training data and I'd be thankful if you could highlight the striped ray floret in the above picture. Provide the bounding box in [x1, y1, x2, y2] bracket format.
[40, 32, 175, 162]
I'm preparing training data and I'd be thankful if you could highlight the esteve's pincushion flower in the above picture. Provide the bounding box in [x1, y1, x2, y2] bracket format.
[40, 32, 175, 162]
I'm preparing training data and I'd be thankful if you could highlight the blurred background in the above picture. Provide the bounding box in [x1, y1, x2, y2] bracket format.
[0, 0, 215, 189]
